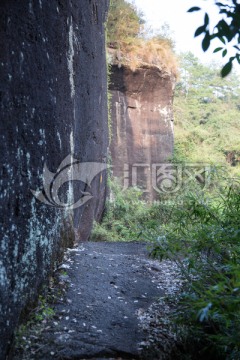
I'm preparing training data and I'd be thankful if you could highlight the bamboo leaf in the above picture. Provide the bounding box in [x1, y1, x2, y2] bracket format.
[202, 32, 210, 52]
[213, 47, 223, 53]
[188, 6, 201, 12]
[204, 13, 209, 26]
[222, 49, 227, 57]
[195, 25, 206, 37]
[221, 60, 233, 77]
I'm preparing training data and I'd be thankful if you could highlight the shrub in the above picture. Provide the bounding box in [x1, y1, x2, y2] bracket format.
[90, 177, 175, 242]
[90, 178, 146, 241]
[150, 180, 240, 359]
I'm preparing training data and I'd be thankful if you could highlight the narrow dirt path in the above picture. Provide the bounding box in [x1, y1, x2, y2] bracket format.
[13, 242, 181, 360]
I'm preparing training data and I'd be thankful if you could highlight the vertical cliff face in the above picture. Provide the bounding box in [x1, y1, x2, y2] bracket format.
[0, 1, 109, 357]
[109, 65, 175, 200]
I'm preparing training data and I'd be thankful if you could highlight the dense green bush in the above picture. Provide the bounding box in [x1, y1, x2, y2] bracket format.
[90, 178, 145, 241]
[90, 178, 173, 242]
[150, 180, 240, 359]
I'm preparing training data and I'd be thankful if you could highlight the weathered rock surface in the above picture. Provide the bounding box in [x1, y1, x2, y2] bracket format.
[109, 65, 175, 200]
[13, 242, 181, 360]
[0, 1, 109, 357]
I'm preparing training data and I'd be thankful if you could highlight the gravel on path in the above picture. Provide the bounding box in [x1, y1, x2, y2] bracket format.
[13, 242, 182, 360]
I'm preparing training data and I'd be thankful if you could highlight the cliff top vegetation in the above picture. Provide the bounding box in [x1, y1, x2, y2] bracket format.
[106, 0, 178, 75]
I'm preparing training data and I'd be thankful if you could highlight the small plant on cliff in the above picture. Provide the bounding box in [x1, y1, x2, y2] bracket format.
[14, 293, 55, 353]
[13, 271, 70, 356]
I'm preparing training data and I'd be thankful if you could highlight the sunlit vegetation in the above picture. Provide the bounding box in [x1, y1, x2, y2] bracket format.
[173, 52, 240, 177]
[91, 179, 149, 242]
[166, 53, 240, 358]
[107, 0, 143, 48]
[106, 0, 177, 74]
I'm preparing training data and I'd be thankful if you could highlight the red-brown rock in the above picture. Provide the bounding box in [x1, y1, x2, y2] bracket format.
[110, 65, 175, 200]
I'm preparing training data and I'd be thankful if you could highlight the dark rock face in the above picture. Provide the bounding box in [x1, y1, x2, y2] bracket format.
[0, 1, 109, 357]
[109, 65, 175, 200]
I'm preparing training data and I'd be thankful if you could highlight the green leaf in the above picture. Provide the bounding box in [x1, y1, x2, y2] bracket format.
[218, 19, 232, 41]
[204, 13, 209, 26]
[221, 60, 233, 77]
[188, 6, 201, 12]
[222, 49, 227, 57]
[219, 37, 226, 44]
[202, 32, 210, 52]
[213, 47, 223, 53]
[219, 9, 232, 17]
[195, 25, 206, 37]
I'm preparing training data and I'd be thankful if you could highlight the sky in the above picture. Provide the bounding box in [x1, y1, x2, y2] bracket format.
[129, 0, 231, 65]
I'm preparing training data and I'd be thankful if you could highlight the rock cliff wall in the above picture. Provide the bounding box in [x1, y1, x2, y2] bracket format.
[0, 1, 109, 357]
[109, 65, 175, 200]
